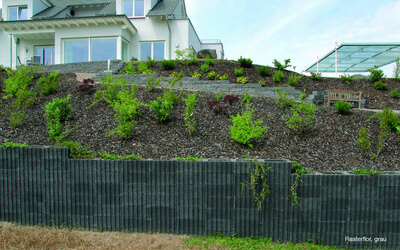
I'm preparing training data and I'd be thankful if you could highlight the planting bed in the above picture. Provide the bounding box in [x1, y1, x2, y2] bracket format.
[0, 61, 399, 173]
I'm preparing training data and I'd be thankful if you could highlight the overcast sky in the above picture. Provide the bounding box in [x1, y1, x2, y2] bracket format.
[186, 0, 400, 76]
[2, 0, 400, 75]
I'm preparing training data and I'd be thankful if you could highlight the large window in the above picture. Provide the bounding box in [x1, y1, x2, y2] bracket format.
[9, 6, 28, 21]
[64, 37, 117, 63]
[35, 46, 55, 65]
[140, 42, 165, 61]
[124, 0, 144, 17]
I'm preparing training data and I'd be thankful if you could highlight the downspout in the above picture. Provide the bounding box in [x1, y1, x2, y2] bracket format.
[166, 15, 171, 59]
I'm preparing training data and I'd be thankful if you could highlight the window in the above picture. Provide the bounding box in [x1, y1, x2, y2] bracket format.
[35, 46, 55, 65]
[124, 0, 144, 17]
[9, 6, 28, 21]
[140, 42, 165, 61]
[63, 37, 117, 63]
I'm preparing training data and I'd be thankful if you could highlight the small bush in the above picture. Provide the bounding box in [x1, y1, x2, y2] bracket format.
[61, 141, 93, 159]
[310, 72, 322, 81]
[192, 71, 201, 78]
[145, 75, 162, 92]
[273, 70, 284, 83]
[219, 73, 229, 80]
[175, 48, 198, 65]
[45, 95, 72, 142]
[161, 60, 177, 70]
[374, 80, 388, 90]
[275, 87, 294, 109]
[130, 56, 138, 61]
[3, 67, 35, 98]
[215, 92, 224, 102]
[109, 84, 142, 139]
[205, 54, 215, 65]
[242, 92, 252, 104]
[334, 100, 353, 115]
[201, 63, 210, 73]
[287, 73, 302, 86]
[6, 85, 36, 127]
[257, 66, 271, 77]
[376, 108, 400, 133]
[183, 93, 199, 134]
[237, 76, 248, 84]
[273, 59, 291, 70]
[78, 78, 95, 93]
[92, 75, 127, 106]
[259, 80, 265, 86]
[238, 57, 253, 68]
[340, 74, 354, 85]
[145, 56, 154, 68]
[234, 68, 244, 77]
[368, 66, 384, 83]
[230, 105, 267, 148]
[137, 62, 153, 74]
[124, 62, 137, 74]
[222, 95, 239, 105]
[285, 93, 317, 133]
[36, 72, 61, 96]
[392, 89, 400, 99]
[149, 86, 178, 123]
[207, 71, 220, 80]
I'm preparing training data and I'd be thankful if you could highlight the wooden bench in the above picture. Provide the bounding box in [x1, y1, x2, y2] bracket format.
[324, 89, 362, 108]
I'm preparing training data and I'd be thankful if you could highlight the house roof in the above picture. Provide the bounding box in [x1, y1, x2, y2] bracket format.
[306, 43, 400, 73]
[33, 0, 116, 19]
[147, 0, 181, 17]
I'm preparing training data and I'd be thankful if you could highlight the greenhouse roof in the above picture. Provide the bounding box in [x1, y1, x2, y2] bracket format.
[306, 43, 400, 73]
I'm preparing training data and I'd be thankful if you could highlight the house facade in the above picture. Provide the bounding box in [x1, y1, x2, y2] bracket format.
[0, 0, 224, 68]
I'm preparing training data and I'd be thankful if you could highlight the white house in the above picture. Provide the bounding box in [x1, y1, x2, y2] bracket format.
[0, 0, 224, 68]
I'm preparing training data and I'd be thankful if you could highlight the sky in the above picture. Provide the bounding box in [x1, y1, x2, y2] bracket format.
[185, 0, 400, 76]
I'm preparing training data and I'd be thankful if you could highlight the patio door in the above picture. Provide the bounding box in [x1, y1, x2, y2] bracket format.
[35, 46, 55, 65]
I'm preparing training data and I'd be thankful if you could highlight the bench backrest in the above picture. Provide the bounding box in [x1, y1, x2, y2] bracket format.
[325, 89, 362, 108]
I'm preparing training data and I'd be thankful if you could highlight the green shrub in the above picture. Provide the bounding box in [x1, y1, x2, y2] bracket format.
[219, 73, 229, 80]
[310, 72, 322, 81]
[237, 76, 248, 84]
[285, 93, 317, 133]
[340, 74, 354, 85]
[191, 71, 201, 78]
[368, 66, 384, 83]
[145, 56, 154, 68]
[61, 141, 94, 159]
[172, 156, 203, 161]
[376, 108, 400, 133]
[273, 59, 291, 70]
[92, 75, 127, 106]
[36, 72, 61, 96]
[357, 127, 371, 155]
[353, 169, 381, 175]
[242, 92, 252, 104]
[374, 80, 388, 90]
[207, 71, 220, 80]
[161, 60, 177, 70]
[109, 84, 142, 139]
[238, 57, 253, 68]
[334, 100, 352, 115]
[130, 56, 138, 62]
[137, 62, 153, 74]
[259, 80, 265, 86]
[272, 70, 284, 83]
[201, 63, 210, 73]
[215, 92, 224, 102]
[0, 142, 29, 148]
[6, 84, 36, 127]
[3, 67, 35, 98]
[229, 105, 267, 148]
[234, 68, 244, 77]
[124, 62, 137, 74]
[145, 75, 162, 92]
[98, 151, 142, 160]
[45, 95, 72, 142]
[183, 93, 198, 134]
[205, 54, 215, 65]
[275, 87, 294, 109]
[257, 66, 271, 77]
[392, 89, 400, 99]
[287, 73, 302, 86]
[175, 48, 198, 65]
[149, 96, 174, 123]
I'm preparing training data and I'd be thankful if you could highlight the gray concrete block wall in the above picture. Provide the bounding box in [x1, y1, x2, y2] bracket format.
[0, 147, 399, 248]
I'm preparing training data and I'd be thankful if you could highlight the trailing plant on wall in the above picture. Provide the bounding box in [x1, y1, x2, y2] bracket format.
[241, 156, 272, 211]
[289, 161, 312, 206]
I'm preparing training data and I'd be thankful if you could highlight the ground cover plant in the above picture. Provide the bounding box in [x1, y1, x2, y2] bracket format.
[1, 61, 400, 173]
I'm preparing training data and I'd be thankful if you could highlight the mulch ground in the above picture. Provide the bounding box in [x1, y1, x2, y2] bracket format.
[0, 62, 399, 173]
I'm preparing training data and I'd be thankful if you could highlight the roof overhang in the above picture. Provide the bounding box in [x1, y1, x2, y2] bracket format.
[306, 43, 400, 73]
[0, 15, 137, 36]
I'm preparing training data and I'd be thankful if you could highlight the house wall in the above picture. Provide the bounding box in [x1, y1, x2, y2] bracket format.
[0, 31, 11, 67]
[188, 19, 201, 54]
[54, 7, 105, 19]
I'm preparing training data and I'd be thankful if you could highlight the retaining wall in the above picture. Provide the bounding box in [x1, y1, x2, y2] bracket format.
[0, 147, 399, 249]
